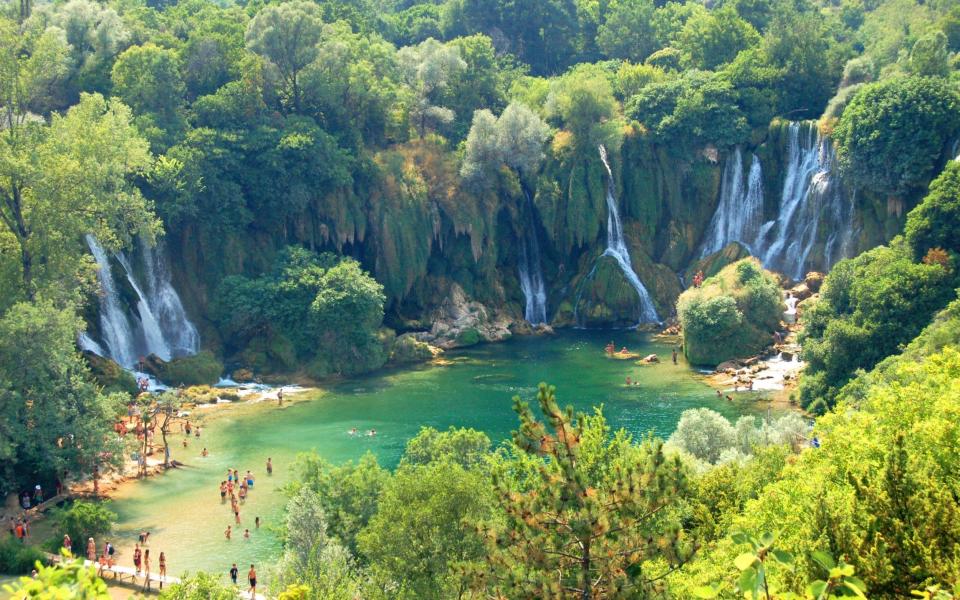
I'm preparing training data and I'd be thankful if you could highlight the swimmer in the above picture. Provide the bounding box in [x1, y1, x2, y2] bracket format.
[243, 529, 250, 540]
[225, 525, 232, 540]
[368, 429, 376, 437]
[625, 376, 631, 385]
[266, 458, 273, 475]
[202, 447, 208, 457]
[725, 395, 733, 402]
[255, 516, 260, 529]
[182, 439, 187, 448]
[349, 428, 357, 436]
[716, 389, 722, 397]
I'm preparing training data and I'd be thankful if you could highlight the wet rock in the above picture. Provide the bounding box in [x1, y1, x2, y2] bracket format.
[83, 351, 138, 396]
[716, 360, 740, 372]
[416, 284, 513, 349]
[390, 333, 443, 365]
[804, 271, 825, 293]
[231, 368, 254, 382]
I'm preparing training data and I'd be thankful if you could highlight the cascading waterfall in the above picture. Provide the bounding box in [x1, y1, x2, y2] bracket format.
[83, 235, 199, 368]
[517, 191, 548, 325]
[597, 146, 660, 324]
[700, 122, 856, 280]
[140, 239, 200, 356]
[700, 147, 764, 256]
[86, 235, 140, 368]
[757, 123, 855, 279]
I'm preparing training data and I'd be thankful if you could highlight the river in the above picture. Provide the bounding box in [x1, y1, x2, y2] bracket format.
[109, 330, 765, 583]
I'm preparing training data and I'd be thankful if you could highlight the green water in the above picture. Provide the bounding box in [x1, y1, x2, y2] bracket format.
[110, 330, 762, 583]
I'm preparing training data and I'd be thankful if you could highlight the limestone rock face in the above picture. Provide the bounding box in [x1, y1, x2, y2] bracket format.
[416, 284, 514, 349]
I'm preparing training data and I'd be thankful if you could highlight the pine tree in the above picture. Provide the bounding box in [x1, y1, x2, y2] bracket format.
[476, 383, 696, 599]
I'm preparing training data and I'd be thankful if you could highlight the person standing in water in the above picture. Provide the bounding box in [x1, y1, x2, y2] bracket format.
[229, 563, 238, 586]
[248, 564, 257, 599]
[277, 388, 283, 406]
[225, 525, 232, 540]
[672, 348, 678, 365]
[266, 458, 272, 475]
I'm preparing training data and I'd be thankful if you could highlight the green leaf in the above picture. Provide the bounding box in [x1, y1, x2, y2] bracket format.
[808, 580, 828, 599]
[735, 552, 758, 571]
[739, 567, 758, 596]
[692, 585, 719, 599]
[811, 550, 836, 570]
[839, 564, 855, 577]
[771, 549, 794, 566]
[731, 531, 752, 545]
[842, 580, 868, 598]
[760, 532, 775, 547]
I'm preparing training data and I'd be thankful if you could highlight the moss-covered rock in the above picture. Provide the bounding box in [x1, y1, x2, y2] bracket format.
[684, 242, 752, 284]
[389, 333, 442, 365]
[83, 351, 138, 396]
[155, 351, 224, 386]
[678, 258, 783, 366]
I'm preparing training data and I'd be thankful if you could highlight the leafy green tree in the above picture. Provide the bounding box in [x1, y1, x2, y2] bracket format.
[668, 408, 737, 464]
[397, 38, 466, 137]
[676, 7, 760, 70]
[294, 451, 390, 554]
[905, 161, 960, 260]
[358, 461, 492, 599]
[545, 66, 620, 148]
[52, 501, 117, 547]
[0, 301, 126, 493]
[111, 43, 186, 148]
[909, 31, 950, 78]
[597, 0, 659, 63]
[400, 426, 492, 469]
[245, 0, 323, 112]
[834, 76, 960, 196]
[477, 383, 694, 599]
[461, 101, 550, 186]
[0, 89, 157, 304]
[799, 243, 954, 410]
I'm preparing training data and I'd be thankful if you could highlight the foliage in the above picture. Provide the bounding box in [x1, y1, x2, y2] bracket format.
[0, 300, 125, 493]
[293, 451, 390, 554]
[799, 243, 954, 411]
[834, 77, 960, 196]
[358, 460, 492, 599]
[905, 160, 960, 260]
[677, 258, 782, 366]
[4, 556, 108, 599]
[668, 409, 807, 466]
[400, 426, 491, 469]
[676, 8, 760, 71]
[158, 571, 236, 600]
[545, 66, 621, 148]
[154, 351, 223, 386]
[461, 101, 550, 186]
[52, 500, 117, 547]
[0, 537, 47, 575]
[214, 248, 387, 377]
[475, 383, 695, 598]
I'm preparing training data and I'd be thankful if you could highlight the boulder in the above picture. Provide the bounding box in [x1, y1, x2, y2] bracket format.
[153, 351, 224, 386]
[83, 351, 138, 396]
[716, 360, 740, 372]
[787, 283, 813, 301]
[417, 284, 513, 349]
[231, 368, 254, 382]
[389, 333, 443, 365]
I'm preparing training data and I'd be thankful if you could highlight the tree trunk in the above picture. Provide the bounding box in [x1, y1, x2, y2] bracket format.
[581, 539, 591, 600]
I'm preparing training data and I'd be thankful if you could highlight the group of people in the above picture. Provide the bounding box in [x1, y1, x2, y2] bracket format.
[63, 533, 167, 590]
[348, 427, 377, 437]
[8, 515, 30, 542]
[230, 562, 258, 598]
[692, 269, 705, 288]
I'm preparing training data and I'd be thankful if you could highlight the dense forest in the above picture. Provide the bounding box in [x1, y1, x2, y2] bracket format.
[2, 0, 960, 596]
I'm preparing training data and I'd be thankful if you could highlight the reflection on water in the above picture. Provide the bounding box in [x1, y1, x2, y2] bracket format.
[110, 330, 766, 582]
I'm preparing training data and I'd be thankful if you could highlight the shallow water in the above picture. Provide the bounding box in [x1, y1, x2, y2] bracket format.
[109, 330, 766, 583]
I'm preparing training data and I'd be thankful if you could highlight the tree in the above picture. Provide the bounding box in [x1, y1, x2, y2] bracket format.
[44, 0, 130, 96]
[52, 500, 116, 547]
[477, 383, 695, 599]
[358, 461, 492, 599]
[159, 572, 236, 600]
[676, 7, 760, 71]
[667, 408, 737, 464]
[245, 0, 323, 112]
[397, 38, 466, 137]
[910, 31, 950, 78]
[0, 301, 126, 493]
[545, 66, 619, 148]
[834, 77, 960, 196]
[597, 0, 659, 63]
[0, 90, 158, 305]
[905, 161, 960, 260]
[401, 426, 492, 469]
[461, 101, 550, 185]
[111, 43, 186, 148]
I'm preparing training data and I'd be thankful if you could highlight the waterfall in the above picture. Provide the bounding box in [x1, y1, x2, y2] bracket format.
[598, 146, 660, 324]
[700, 147, 764, 256]
[754, 123, 855, 280]
[84, 235, 199, 368]
[140, 239, 200, 356]
[517, 191, 548, 324]
[86, 235, 140, 368]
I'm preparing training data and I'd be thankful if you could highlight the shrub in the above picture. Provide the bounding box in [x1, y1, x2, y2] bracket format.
[52, 500, 117, 547]
[0, 537, 47, 574]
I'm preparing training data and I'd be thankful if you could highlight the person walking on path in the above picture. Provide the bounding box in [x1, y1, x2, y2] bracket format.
[62, 534, 72, 556]
[142, 549, 151, 590]
[86, 538, 96, 561]
[133, 543, 142, 574]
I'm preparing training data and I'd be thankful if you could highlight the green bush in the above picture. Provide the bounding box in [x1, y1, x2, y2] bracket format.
[905, 160, 960, 260]
[0, 537, 47, 574]
[52, 500, 117, 548]
[677, 258, 782, 365]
